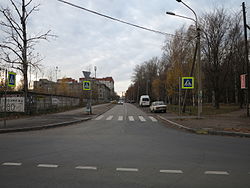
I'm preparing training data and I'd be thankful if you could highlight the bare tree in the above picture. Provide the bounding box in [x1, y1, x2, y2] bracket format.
[201, 8, 231, 109]
[0, 0, 53, 113]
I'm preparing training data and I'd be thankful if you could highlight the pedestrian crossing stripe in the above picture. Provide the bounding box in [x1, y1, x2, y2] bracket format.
[106, 115, 113, 120]
[94, 115, 157, 122]
[138, 116, 146, 122]
[182, 77, 194, 89]
[148, 116, 157, 122]
[128, 116, 135, 121]
[118, 116, 123, 121]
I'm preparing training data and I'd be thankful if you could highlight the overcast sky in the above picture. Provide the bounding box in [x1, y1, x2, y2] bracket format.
[1, 0, 247, 95]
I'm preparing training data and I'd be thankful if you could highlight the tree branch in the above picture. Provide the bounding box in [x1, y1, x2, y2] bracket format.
[9, 0, 22, 19]
[25, 4, 40, 21]
[1, 9, 23, 41]
[25, 0, 33, 8]
[0, 44, 23, 61]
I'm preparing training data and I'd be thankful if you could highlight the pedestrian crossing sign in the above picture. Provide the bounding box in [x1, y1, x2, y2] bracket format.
[182, 77, 194, 89]
[8, 72, 16, 87]
[83, 81, 91, 90]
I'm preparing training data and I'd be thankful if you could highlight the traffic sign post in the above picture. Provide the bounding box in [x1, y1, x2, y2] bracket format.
[82, 71, 92, 114]
[182, 77, 194, 89]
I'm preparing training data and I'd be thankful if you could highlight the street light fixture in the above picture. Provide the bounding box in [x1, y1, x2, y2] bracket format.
[166, 12, 196, 23]
[166, 0, 202, 118]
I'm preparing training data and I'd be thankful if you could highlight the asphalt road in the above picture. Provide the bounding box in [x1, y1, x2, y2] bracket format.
[0, 103, 249, 188]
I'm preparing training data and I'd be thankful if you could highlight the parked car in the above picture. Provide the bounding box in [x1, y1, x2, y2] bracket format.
[139, 95, 150, 107]
[150, 101, 167, 113]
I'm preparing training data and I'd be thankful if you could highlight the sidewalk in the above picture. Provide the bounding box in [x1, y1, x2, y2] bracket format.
[156, 109, 250, 137]
[0, 103, 115, 133]
[134, 103, 250, 137]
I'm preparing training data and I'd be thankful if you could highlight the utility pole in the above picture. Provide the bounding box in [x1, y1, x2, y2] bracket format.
[242, 2, 249, 117]
[166, 0, 202, 118]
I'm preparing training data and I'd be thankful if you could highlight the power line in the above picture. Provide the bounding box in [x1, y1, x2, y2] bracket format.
[57, 0, 175, 37]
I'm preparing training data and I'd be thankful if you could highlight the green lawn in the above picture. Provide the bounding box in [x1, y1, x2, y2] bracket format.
[167, 104, 240, 116]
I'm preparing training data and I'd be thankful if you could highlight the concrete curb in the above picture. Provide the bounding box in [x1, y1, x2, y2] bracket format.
[0, 103, 115, 134]
[0, 117, 91, 134]
[157, 115, 250, 138]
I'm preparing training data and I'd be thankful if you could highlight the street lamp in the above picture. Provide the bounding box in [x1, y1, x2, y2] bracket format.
[166, 0, 202, 118]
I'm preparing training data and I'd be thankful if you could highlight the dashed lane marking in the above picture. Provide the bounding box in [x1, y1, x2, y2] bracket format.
[2, 162, 22, 166]
[160, 170, 183, 174]
[118, 116, 123, 121]
[204, 171, 229, 175]
[95, 115, 104, 120]
[149, 116, 157, 122]
[37, 164, 58, 168]
[116, 168, 138, 172]
[75, 166, 97, 170]
[106, 115, 113, 120]
[138, 116, 146, 122]
[128, 116, 135, 121]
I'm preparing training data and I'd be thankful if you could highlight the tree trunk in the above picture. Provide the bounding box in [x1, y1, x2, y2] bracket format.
[22, 0, 29, 113]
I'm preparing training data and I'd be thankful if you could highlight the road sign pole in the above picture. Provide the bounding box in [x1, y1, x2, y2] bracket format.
[242, 2, 249, 116]
[179, 77, 181, 117]
[4, 69, 7, 128]
[82, 71, 92, 115]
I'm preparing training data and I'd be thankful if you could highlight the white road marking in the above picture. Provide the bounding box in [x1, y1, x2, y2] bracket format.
[116, 168, 138, 172]
[118, 116, 123, 121]
[149, 116, 157, 122]
[106, 115, 113, 120]
[95, 115, 104, 120]
[128, 116, 134, 121]
[138, 116, 146, 122]
[2, 162, 22, 166]
[75, 166, 97, 170]
[204, 171, 229, 175]
[37, 164, 58, 168]
[160, 170, 183, 174]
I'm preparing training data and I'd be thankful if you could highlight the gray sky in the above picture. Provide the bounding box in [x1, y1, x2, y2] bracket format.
[1, 0, 246, 95]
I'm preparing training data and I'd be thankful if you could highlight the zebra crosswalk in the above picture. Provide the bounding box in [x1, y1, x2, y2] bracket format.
[94, 115, 158, 122]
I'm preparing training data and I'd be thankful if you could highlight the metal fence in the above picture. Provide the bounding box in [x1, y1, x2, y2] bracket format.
[0, 91, 81, 114]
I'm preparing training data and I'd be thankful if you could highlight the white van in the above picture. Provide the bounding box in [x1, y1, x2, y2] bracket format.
[139, 95, 150, 107]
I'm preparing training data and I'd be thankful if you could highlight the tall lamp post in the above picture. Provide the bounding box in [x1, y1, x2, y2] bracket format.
[166, 0, 202, 118]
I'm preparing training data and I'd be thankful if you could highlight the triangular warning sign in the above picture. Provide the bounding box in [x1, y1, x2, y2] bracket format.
[184, 80, 192, 87]
[9, 76, 14, 83]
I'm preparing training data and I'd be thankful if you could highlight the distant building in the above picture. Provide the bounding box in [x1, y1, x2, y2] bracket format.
[33, 77, 112, 102]
[57, 78, 77, 84]
[95, 77, 114, 94]
[79, 77, 112, 102]
[33, 79, 56, 94]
